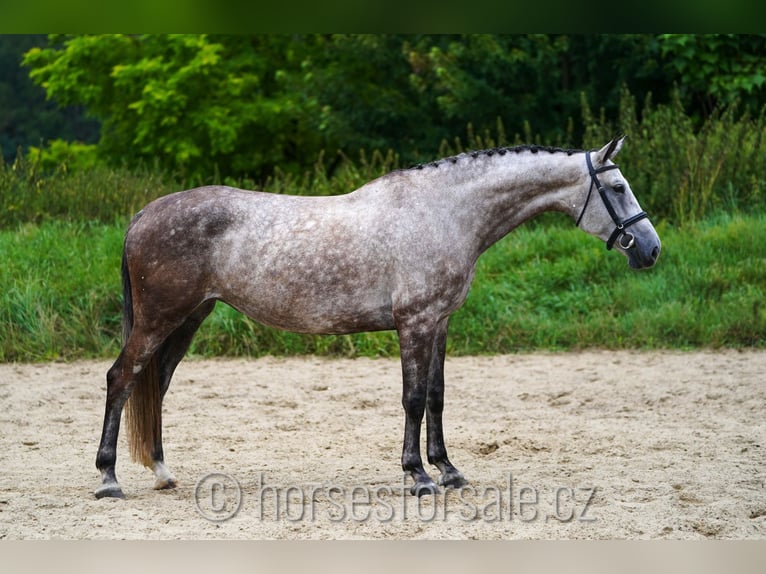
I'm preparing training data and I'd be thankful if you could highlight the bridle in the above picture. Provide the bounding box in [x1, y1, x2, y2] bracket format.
[575, 151, 648, 250]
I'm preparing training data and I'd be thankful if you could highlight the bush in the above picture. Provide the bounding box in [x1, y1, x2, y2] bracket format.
[581, 86, 766, 225]
[0, 154, 174, 226]
[3, 87, 766, 229]
[26, 139, 100, 173]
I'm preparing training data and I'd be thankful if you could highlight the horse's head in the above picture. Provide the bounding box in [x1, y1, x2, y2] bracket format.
[574, 135, 660, 269]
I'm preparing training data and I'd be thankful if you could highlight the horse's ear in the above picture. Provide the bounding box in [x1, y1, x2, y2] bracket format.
[596, 134, 626, 164]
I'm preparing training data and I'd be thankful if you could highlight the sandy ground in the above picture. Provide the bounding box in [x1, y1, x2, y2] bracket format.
[0, 350, 764, 540]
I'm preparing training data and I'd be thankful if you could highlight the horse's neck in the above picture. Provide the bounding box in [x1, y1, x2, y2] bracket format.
[433, 150, 585, 255]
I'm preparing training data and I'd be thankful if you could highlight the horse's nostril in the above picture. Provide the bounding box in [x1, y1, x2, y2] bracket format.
[651, 246, 660, 260]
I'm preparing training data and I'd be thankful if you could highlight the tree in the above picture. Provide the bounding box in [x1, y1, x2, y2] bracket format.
[296, 34, 437, 165]
[0, 34, 97, 163]
[657, 34, 766, 117]
[23, 34, 766, 184]
[23, 34, 321, 182]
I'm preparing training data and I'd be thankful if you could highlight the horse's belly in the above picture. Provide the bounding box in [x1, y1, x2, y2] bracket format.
[219, 280, 395, 335]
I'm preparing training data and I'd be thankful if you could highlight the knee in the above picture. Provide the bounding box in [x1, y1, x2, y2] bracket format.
[427, 392, 444, 414]
[402, 387, 426, 414]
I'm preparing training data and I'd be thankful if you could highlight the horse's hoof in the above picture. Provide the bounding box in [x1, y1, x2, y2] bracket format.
[95, 484, 125, 499]
[410, 482, 440, 497]
[154, 477, 177, 490]
[152, 461, 176, 490]
[439, 472, 467, 489]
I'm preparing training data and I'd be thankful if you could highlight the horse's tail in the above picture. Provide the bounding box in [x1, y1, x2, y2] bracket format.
[121, 241, 162, 468]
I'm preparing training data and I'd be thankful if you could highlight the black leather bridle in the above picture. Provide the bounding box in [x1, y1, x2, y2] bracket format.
[575, 151, 648, 250]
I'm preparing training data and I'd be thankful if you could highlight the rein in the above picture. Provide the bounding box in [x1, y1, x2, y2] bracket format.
[575, 151, 648, 250]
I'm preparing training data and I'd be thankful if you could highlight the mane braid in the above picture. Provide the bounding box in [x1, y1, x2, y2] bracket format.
[408, 144, 584, 171]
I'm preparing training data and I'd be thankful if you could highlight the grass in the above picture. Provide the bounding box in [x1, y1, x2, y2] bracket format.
[1, 213, 763, 362]
[455, 213, 766, 351]
[0, 222, 124, 360]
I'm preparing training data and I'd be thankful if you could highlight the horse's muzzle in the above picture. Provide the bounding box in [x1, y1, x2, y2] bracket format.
[626, 239, 661, 269]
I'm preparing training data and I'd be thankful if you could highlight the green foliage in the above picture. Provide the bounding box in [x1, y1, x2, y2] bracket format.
[23, 34, 323, 182]
[260, 148, 401, 197]
[2, 86, 766, 229]
[455, 214, 766, 351]
[0, 35, 98, 163]
[0, 153, 173, 226]
[26, 139, 100, 172]
[580, 85, 766, 225]
[1, 215, 763, 362]
[4, 34, 766, 362]
[298, 35, 430, 162]
[0, 222, 125, 360]
[15, 34, 766, 187]
[657, 34, 766, 116]
[0, 145, 403, 226]
[21, 34, 432, 180]
[407, 35, 599, 147]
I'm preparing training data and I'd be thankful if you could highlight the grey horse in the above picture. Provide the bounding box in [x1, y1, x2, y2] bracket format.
[95, 135, 660, 499]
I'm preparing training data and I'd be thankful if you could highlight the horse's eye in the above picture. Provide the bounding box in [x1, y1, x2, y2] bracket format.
[613, 183, 626, 194]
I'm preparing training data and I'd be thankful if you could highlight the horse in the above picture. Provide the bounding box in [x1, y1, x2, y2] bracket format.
[95, 135, 660, 499]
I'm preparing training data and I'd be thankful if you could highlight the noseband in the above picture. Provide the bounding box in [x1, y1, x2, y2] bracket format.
[575, 151, 648, 250]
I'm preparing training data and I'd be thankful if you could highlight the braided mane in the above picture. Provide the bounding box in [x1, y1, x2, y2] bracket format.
[409, 144, 583, 171]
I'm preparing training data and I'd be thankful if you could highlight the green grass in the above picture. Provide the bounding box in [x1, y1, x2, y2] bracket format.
[0, 222, 125, 360]
[1, 213, 764, 362]
[454, 213, 766, 351]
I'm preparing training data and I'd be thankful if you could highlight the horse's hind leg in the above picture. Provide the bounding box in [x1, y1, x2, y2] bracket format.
[95, 327, 172, 499]
[426, 318, 467, 489]
[95, 355, 132, 498]
[150, 300, 216, 490]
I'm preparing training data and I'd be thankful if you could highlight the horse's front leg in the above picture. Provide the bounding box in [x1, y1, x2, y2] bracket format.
[426, 318, 467, 489]
[397, 319, 441, 496]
